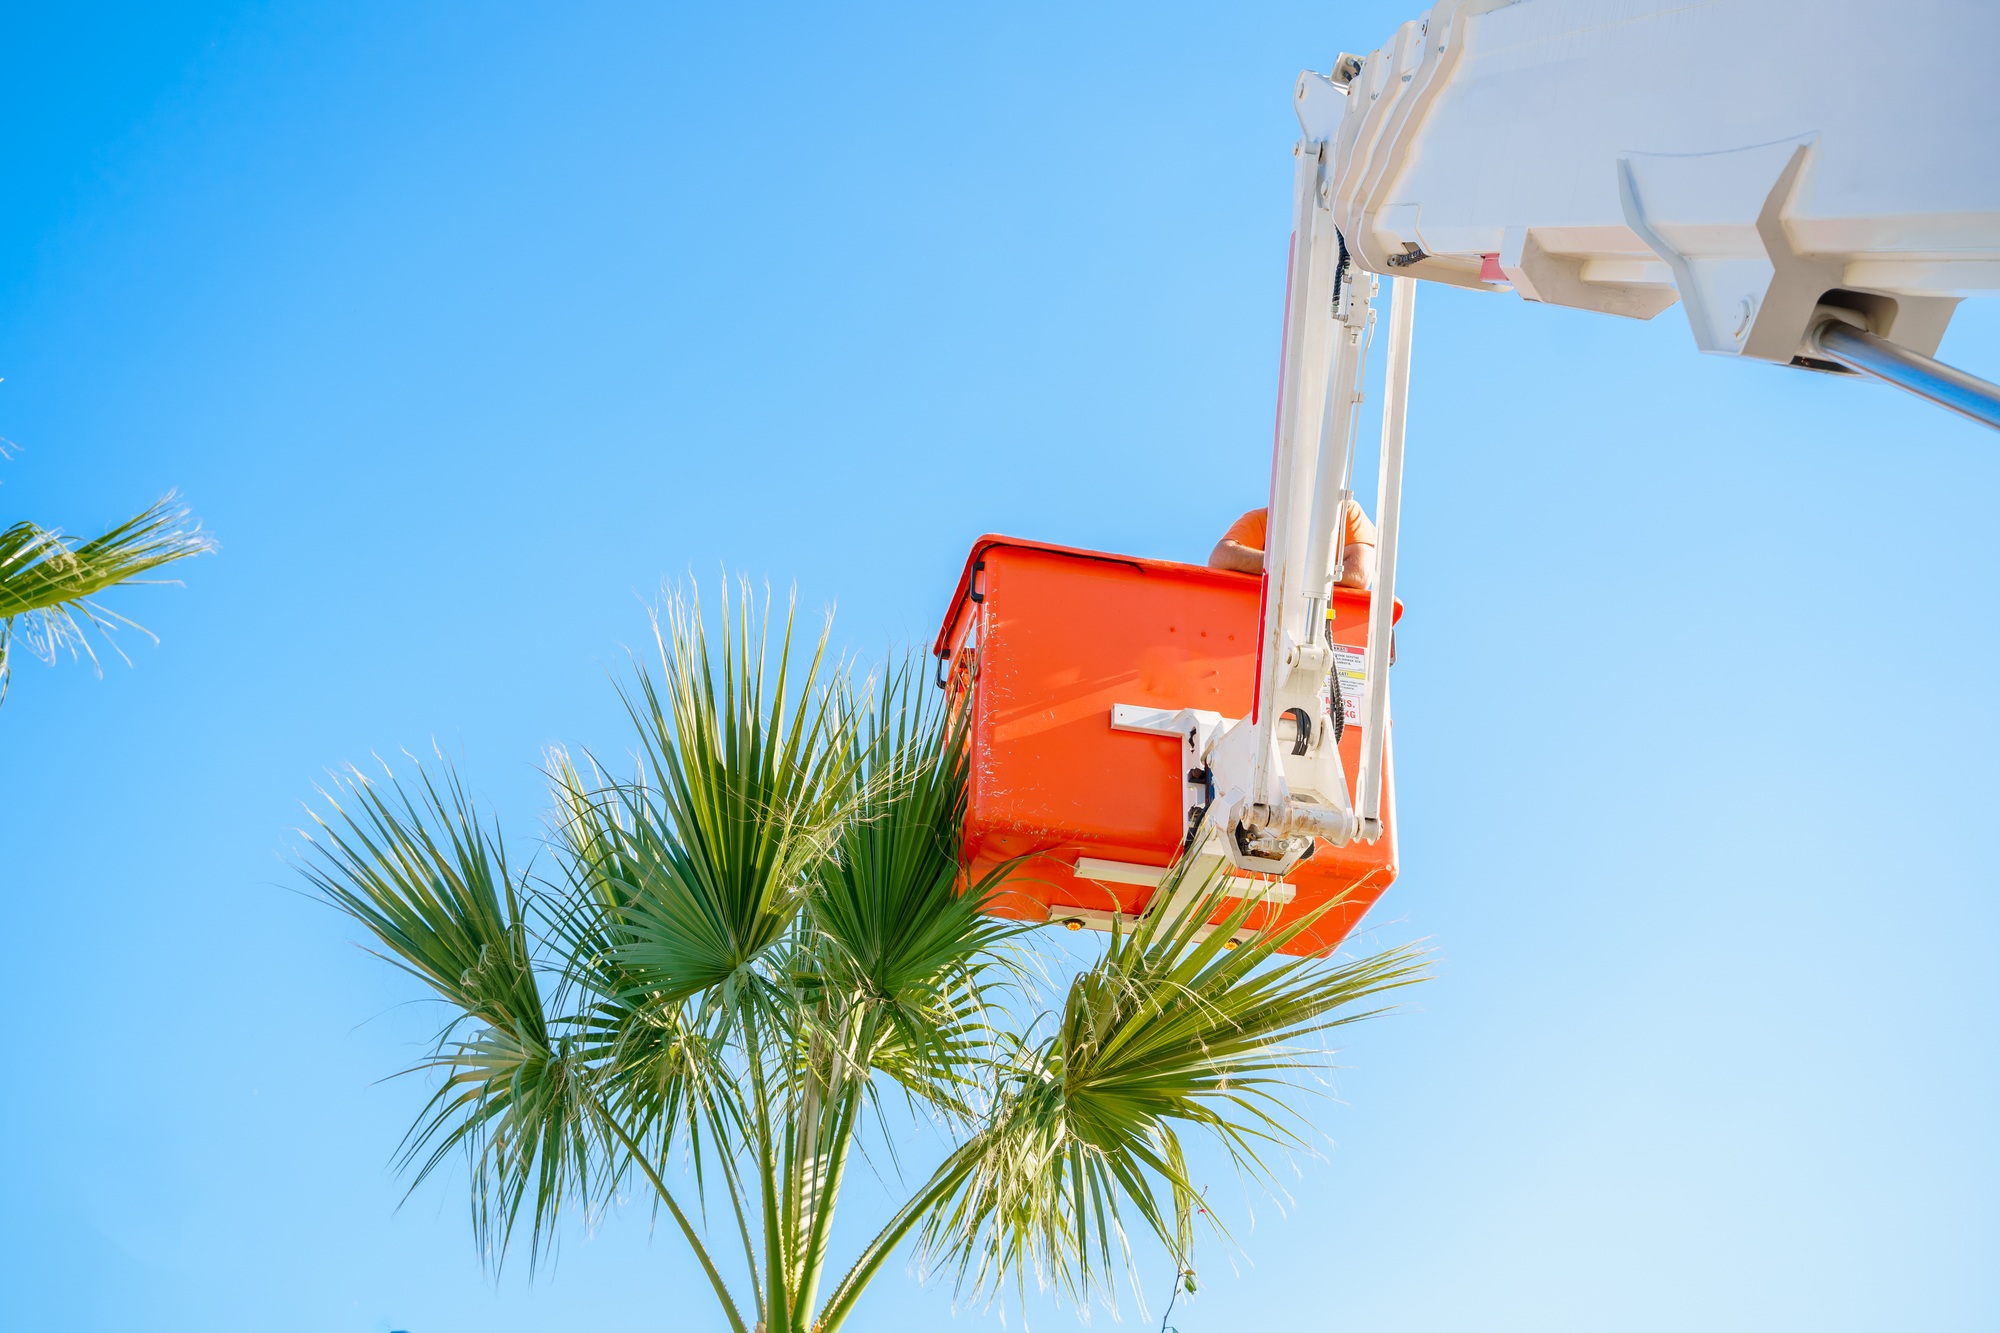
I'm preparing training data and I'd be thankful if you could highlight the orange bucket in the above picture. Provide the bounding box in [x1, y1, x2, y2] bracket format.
[933, 536, 1400, 956]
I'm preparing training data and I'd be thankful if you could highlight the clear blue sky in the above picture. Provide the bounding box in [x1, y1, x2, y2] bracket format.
[3, 3, 1997, 1330]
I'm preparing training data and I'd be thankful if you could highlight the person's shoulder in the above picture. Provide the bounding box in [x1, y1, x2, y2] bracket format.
[1222, 507, 1266, 542]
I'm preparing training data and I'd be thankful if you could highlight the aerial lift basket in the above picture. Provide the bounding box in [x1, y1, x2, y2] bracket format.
[933, 535, 1400, 957]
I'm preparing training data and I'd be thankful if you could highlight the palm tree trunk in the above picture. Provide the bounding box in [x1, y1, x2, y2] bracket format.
[746, 1015, 794, 1333]
[791, 1009, 877, 1331]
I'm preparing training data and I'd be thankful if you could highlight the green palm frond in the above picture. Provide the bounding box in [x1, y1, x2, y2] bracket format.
[410, 1023, 603, 1270]
[309, 754, 752, 1326]
[905, 866, 1428, 1314]
[300, 761, 597, 1265]
[595, 582, 858, 1006]
[542, 746, 748, 1211]
[804, 667, 1020, 1116]
[304, 762, 543, 1030]
[0, 492, 214, 700]
[534, 587, 870, 1330]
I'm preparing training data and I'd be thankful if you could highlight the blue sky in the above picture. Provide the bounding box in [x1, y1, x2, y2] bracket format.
[2, 3, 1997, 1330]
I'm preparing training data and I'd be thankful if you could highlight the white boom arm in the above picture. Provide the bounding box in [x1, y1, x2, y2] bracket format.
[1320, 0, 2000, 424]
[1126, 0, 2000, 880]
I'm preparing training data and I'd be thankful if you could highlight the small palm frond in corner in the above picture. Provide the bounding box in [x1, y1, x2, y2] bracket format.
[0, 491, 215, 701]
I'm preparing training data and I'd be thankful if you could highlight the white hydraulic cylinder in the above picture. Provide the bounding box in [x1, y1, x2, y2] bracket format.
[1354, 276, 1412, 839]
[1247, 142, 1333, 813]
[1302, 262, 1373, 625]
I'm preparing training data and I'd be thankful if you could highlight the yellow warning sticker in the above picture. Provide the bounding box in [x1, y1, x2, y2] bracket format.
[1328, 645, 1367, 730]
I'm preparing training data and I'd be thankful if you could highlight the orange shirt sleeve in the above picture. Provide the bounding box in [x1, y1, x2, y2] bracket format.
[1344, 497, 1377, 548]
[1222, 508, 1268, 552]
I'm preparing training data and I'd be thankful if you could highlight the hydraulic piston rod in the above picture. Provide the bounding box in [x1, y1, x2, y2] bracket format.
[1809, 320, 2000, 432]
[1353, 275, 1412, 842]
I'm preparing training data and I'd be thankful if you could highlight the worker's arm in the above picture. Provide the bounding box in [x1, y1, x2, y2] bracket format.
[1210, 538, 1375, 585]
[1336, 497, 1378, 589]
[1208, 538, 1265, 575]
[1337, 542, 1375, 589]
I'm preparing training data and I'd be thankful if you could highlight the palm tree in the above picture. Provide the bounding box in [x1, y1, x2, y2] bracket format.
[0, 492, 215, 703]
[305, 586, 1425, 1331]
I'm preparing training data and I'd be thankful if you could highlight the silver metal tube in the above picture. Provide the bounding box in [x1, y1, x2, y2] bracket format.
[1355, 276, 1413, 839]
[1273, 800, 1360, 845]
[1810, 320, 2000, 432]
[1301, 320, 1364, 626]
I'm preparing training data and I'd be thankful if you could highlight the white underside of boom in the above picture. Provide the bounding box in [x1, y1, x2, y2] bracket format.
[1323, 0, 2000, 367]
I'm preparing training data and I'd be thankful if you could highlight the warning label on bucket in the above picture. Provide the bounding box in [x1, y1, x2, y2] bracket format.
[1328, 645, 1367, 729]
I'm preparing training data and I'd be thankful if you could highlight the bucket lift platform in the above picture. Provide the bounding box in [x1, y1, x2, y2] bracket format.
[930, 42, 1425, 958]
[934, 535, 1402, 957]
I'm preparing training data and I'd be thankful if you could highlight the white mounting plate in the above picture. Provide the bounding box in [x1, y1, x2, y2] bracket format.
[1110, 704, 1193, 738]
[1074, 856, 1297, 905]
